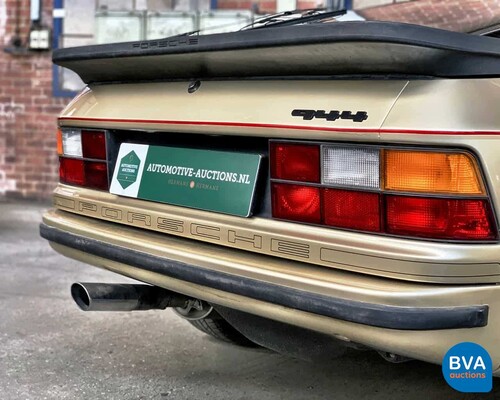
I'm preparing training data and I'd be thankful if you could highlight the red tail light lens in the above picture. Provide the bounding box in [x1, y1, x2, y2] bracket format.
[60, 158, 109, 190]
[82, 130, 106, 160]
[386, 196, 496, 240]
[84, 161, 109, 190]
[272, 183, 321, 223]
[59, 128, 109, 191]
[270, 143, 320, 182]
[59, 158, 84, 186]
[323, 189, 381, 232]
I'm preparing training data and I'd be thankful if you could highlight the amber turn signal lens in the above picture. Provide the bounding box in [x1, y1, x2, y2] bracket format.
[383, 150, 484, 195]
[56, 129, 63, 156]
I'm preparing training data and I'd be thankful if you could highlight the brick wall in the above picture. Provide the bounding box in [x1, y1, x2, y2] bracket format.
[358, 0, 500, 32]
[0, 0, 67, 200]
[353, 0, 410, 10]
[218, 0, 320, 13]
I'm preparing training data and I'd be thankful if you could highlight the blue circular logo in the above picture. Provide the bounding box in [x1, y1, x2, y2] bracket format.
[442, 342, 492, 393]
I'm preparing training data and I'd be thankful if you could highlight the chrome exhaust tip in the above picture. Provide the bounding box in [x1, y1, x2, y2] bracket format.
[71, 283, 93, 311]
[71, 282, 189, 312]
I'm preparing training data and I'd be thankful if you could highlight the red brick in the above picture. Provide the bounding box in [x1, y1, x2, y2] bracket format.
[0, 0, 69, 200]
[297, 0, 317, 9]
[357, 0, 500, 33]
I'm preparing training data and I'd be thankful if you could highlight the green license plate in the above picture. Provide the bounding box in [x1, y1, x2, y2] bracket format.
[110, 143, 262, 217]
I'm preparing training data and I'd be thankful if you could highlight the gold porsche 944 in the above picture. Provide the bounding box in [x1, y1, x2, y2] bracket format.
[41, 14, 500, 373]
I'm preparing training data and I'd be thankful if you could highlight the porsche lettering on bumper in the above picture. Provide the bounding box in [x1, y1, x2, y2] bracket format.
[51, 186, 500, 284]
[55, 194, 310, 258]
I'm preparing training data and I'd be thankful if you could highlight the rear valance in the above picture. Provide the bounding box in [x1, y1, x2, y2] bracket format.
[53, 21, 500, 83]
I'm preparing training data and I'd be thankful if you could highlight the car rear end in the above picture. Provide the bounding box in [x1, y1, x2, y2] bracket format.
[41, 21, 500, 373]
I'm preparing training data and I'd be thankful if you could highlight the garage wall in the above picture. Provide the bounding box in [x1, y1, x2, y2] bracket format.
[0, 0, 66, 200]
[353, 0, 410, 9]
[358, 0, 500, 33]
[218, 0, 320, 12]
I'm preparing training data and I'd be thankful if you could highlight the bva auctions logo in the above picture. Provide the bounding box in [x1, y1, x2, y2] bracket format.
[117, 150, 141, 189]
[442, 342, 492, 393]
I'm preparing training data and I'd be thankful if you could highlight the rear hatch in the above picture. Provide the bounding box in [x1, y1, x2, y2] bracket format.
[53, 21, 500, 283]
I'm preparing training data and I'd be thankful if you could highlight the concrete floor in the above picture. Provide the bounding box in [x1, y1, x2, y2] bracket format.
[1, 202, 498, 400]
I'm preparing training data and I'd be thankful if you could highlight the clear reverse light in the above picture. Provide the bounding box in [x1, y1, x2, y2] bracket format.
[62, 128, 82, 157]
[322, 146, 380, 189]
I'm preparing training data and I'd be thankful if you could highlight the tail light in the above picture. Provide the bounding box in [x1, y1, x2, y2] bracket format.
[271, 143, 320, 182]
[57, 128, 109, 190]
[270, 141, 497, 242]
[385, 196, 495, 240]
[272, 183, 321, 223]
[323, 189, 381, 232]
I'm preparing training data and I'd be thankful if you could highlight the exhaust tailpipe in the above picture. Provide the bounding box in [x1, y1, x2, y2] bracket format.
[71, 282, 189, 312]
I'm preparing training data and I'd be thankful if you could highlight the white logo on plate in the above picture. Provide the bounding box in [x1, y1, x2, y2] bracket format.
[110, 143, 149, 198]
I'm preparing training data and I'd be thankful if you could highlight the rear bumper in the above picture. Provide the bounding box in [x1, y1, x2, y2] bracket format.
[39, 222, 488, 331]
[51, 184, 500, 284]
[41, 209, 500, 372]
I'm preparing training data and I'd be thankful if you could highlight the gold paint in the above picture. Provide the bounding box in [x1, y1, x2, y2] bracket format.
[51, 186, 500, 283]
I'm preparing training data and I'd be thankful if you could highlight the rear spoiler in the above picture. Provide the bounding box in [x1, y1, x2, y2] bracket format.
[53, 21, 500, 83]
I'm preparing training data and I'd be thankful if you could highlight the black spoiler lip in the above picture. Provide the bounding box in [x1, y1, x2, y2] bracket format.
[53, 21, 500, 62]
[52, 21, 500, 82]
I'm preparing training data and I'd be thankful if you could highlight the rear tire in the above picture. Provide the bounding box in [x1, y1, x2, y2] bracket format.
[187, 311, 257, 347]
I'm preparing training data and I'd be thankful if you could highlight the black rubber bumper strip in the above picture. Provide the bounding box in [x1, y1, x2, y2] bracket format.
[40, 223, 489, 330]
